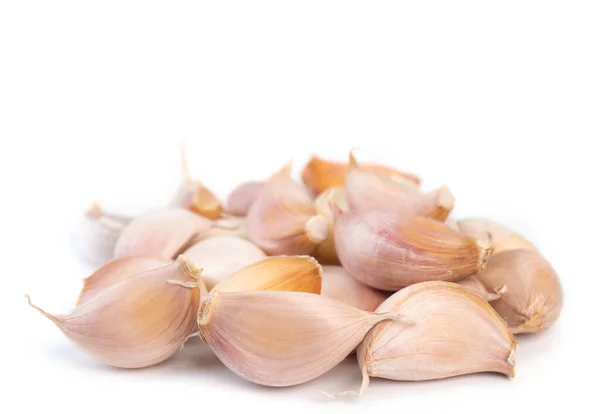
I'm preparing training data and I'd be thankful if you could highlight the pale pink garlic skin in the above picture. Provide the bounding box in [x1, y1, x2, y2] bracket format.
[226, 181, 265, 216]
[455, 275, 503, 302]
[321, 266, 386, 311]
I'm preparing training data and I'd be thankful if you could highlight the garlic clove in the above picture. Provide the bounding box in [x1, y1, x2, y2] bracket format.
[355, 281, 517, 395]
[77, 256, 170, 305]
[476, 249, 563, 334]
[226, 181, 265, 216]
[198, 290, 410, 387]
[27, 256, 205, 368]
[192, 216, 250, 243]
[311, 187, 348, 265]
[455, 275, 504, 302]
[457, 218, 537, 254]
[334, 209, 493, 291]
[114, 208, 212, 261]
[213, 256, 322, 294]
[182, 236, 267, 290]
[321, 265, 386, 311]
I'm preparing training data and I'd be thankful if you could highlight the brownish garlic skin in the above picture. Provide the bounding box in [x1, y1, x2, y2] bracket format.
[226, 181, 265, 216]
[457, 218, 537, 254]
[321, 266, 386, 311]
[171, 180, 223, 219]
[312, 187, 348, 265]
[477, 249, 563, 334]
[334, 210, 492, 291]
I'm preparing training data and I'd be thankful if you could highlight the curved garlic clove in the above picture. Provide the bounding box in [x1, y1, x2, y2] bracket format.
[311, 187, 348, 264]
[114, 208, 212, 261]
[321, 266, 386, 311]
[354, 281, 517, 395]
[226, 181, 265, 216]
[213, 256, 322, 294]
[182, 236, 267, 290]
[455, 275, 504, 302]
[476, 249, 563, 334]
[457, 218, 537, 254]
[335, 210, 493, 291]
[198, 290, 409, 387]
[27, 256, 205, 368]
[77, 256, 170, 305]
[246, 166, 328, 255]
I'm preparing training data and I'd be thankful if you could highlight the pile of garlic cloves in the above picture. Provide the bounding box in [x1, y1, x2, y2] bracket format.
[28, 149, 563, 397]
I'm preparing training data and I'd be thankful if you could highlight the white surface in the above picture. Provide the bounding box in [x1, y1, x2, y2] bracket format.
[1, 1, 598, 413]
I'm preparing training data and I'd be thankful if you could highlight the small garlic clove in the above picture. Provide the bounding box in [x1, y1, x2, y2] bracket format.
[335, 209, 493, 291]
[455, 275, 504, 302]
[457, 218, 537, 254]
[311, 188, 348, 265]
[28, 256, 205, 368]
[77, 256, 170, 305]
[226, 181, 265, 216]
[476, 249, 563, 334]
[213, 256, 322, 294]
[182, 236, 267, 290]
[198, 290, 409, 387]
[114, 208, 212, 261]
[192, 216, 251, 243]
[355, 281, 517, 395]
[321, 265, 386, 311]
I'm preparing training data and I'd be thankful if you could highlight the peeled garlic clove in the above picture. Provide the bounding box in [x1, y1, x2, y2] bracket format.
[182, 236, 267, 290]
[335, 210, 493, 291]
[247, 165, 328, 255]
[28, 256, 205, 368]
[321, 266, 386, 311]
[355, 281, 517, 395]
[455, 275, 503, 302]
[192, 216, 250, 243]
[311, 187, 348, 264]
[477, 249, 563, 334]
[226, 181, 265, 216]
[77, 256, 170, 304]
[457, 218, 537, 254]
[301, 155, 420, 196]
[114, 208, 211, 260]
[198, 290, 408, 387]
[213, 256, 322, 294]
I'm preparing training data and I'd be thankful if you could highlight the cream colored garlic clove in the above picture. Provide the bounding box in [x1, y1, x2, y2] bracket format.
[311, 187, 348, 265]
[334, 209, 492, 291]
[321, 266, 386, 311]
[182, 236, 267, 290]
[246, 165, 328, 255]
[476, 249, 563, 334]
[226, 181, 265, 216]
[28, 256, 205, 369]
[457, 218, 537, 254]
[353, 281, 517, 396]
[198, 290, 410, 387]
[455, 275, 504, 302]
[213, 256, 322, 294]
[114, 208, 212, 261]
[77, 256, 170, 304]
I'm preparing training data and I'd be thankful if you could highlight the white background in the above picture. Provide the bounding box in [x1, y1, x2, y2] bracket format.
[1, 1, 598, 413]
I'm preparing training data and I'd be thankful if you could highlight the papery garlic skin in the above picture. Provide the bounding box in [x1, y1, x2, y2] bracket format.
[226, 181, 265, 216]
[335, 209, 492, 291]
[477, 249, 563, 333]
[357, 282, 517, 392]
[457, 218, 536, 254]
[182, 236, 267, 290]
[311, 188, 348, 264]
[198, 290, 406, 387]
[192, 216, 250, 243]
[455, 275, 503, 302]
[321, 266, 386, 311]
[114, 208, 211, 261]
[28, 256, 204, 368]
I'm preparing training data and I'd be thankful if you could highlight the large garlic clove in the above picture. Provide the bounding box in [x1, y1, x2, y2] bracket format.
[198, 290, 409, 387]
[457, 218, 537, 254]
[354, 281, 517, 395]
[77, 256, 170, 304]
[345, 154, 454, 221]
[334, 209, 492, 291]
[301, 154, 420, 196]
[311, 187, 348, 265]
[213, 256, 322, 294]
[455, 275, 504, 302]
[226, 181, 265, 216]
[321, 265, 386, 311]
[114, 208, 211, 261]
[246, 165, 328, 255]
[476, 249, 563, 334]
[182, 236, 267, 290]
[28, 256, 205, 368]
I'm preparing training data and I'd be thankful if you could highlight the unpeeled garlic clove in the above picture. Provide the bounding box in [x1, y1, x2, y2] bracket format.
[213, 256, 322, 294]
[191, 216, 250, 243]
[457, 218, 537, 254]
[311, 187, 348, 265]
[77, 256, 170, 304]
[334, 209, 493, 291]
[28, 256, 205, 368]
[198, 290, 410, 387]
[354, 281, 517, 396]
[246, 165, 328, 255]
[182, 236, 267, 290]
[114, 208, 212, 261]
[321, 266, 386, 311]
[455, 275, 504, 302]
[226, 181, 265, 216]
[476, 249, 563, 334]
